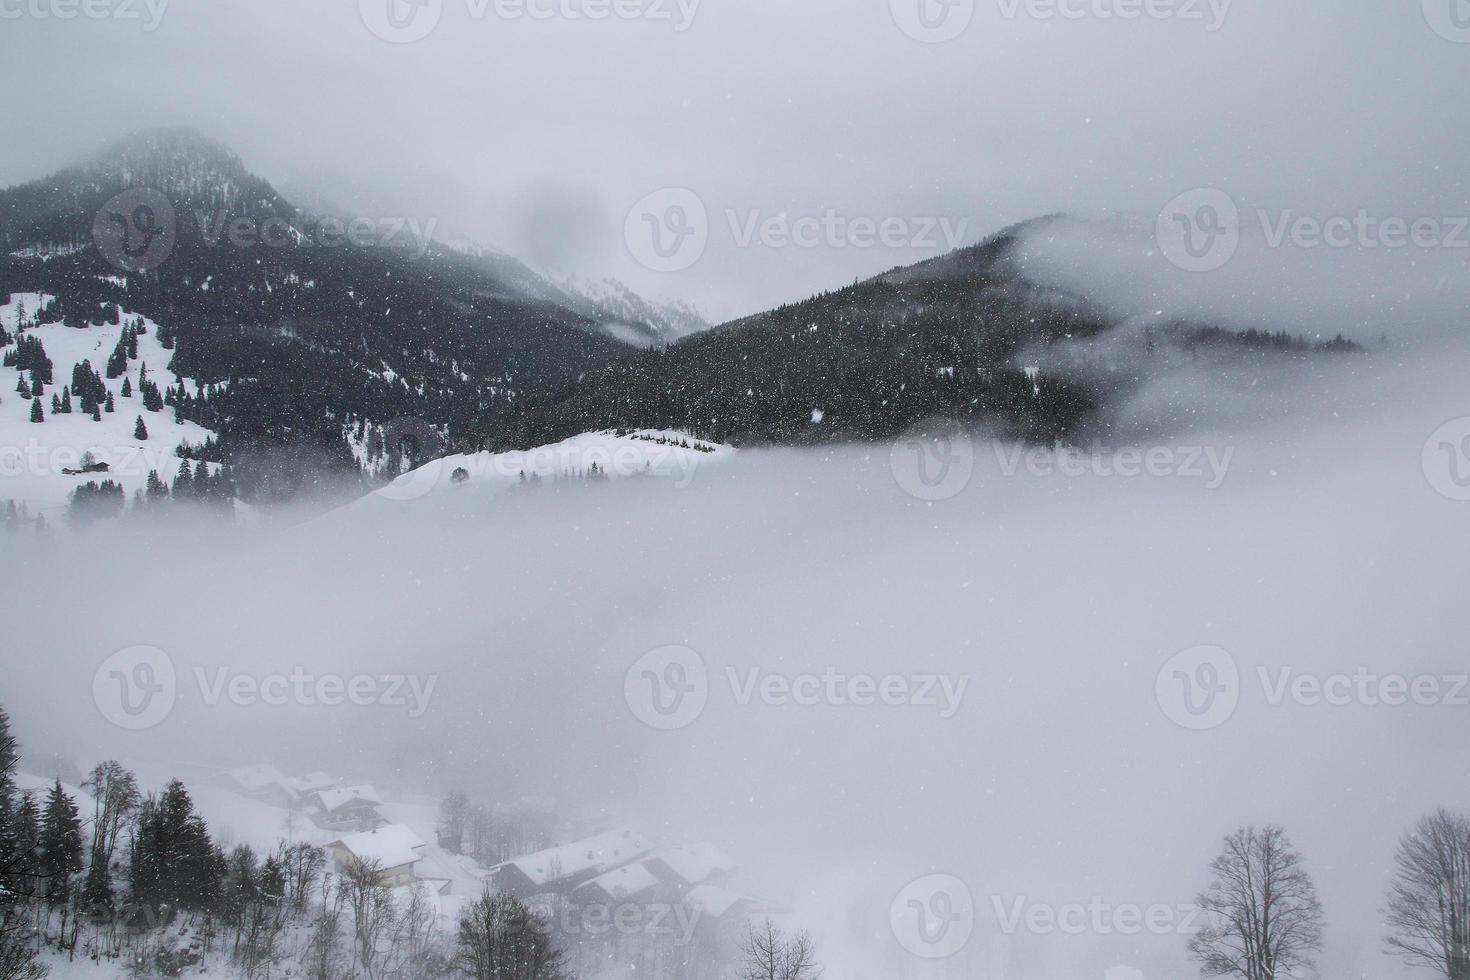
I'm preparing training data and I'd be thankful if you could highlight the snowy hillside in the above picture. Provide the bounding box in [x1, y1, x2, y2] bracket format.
[321, 429, 733, 524]
[0, 293, 221, 524]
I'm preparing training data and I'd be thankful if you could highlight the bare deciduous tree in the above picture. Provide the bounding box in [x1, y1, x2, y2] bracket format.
[340, 858, 395, 980]
[1385, 809, 1470, 980]
[1189, 825, 1323, 980]
[739, 918, 821, 980]
[454, 890, 568, 980]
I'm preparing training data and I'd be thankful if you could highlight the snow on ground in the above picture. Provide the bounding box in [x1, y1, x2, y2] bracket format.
[320, 429, 734, 526]
[0, 293, 219, 522]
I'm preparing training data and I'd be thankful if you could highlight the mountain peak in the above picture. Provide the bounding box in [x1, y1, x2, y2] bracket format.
[78, 126, 247, 182]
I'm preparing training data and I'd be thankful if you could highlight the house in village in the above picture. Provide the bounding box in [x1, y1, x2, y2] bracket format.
[643, 843, 736, 891]
[286, 771, 335, 797]
[313, 784, 384, 831]
[488, 828, 651, 898]
[327, 824, 427, 887]
[570, 861, 661, 907]
[220, 764, 299, 807]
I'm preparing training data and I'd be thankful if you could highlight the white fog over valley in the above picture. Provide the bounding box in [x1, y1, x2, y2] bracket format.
[2, 3, 1469, 980]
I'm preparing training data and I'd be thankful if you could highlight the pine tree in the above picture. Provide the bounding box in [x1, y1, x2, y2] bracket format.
[29, 378, 41, 398]
[104, 392, 115, 414]
[38, 780, 83, 908]
[13, 795, 39, 874]
[90, 404, 100, 422]
[14, 379, 28, 400]
[28, 400, 42, 424]
[173, 460, 194, 499]
[131, 780, 218, 914]
[145, 469, 168, 501]
[134, 417, 149, 441]
[50, 394, 60, 414]
[60, 388, 72, 414]
[121, 377, 132, 398]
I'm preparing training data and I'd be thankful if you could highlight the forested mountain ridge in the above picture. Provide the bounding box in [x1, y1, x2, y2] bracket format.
[480, 222, 1114, 450]
[0, 128, 636, 498]
[480, 217, 1363, 452]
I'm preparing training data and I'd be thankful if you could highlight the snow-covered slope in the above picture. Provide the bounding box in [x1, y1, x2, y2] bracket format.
[319, 429, 733, 525]
[0, 293, 219, 523]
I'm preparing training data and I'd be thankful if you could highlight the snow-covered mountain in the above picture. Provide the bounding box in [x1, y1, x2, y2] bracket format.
[561, 276, 711, 347]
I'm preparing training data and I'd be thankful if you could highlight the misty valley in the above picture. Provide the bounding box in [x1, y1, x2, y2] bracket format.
[3, 5, 1470, 980]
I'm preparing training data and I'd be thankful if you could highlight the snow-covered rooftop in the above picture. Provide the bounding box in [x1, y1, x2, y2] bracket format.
[227, 763, 294, 794]
[645, 843, 737, 885]
[318, 784, 382, 811]
[574, 861, 659, 901]
[287, 771, 336, 794]
[496, 828, 651, 886]
[329, 824, 427, 869]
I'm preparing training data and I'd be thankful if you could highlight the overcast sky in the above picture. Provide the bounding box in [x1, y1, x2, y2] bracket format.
[4, 0, 1469, 321]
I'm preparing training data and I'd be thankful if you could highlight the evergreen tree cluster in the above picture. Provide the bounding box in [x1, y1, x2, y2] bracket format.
[68, 480, 125, 524]
[69, 360, 108, 417]
[105, 321, 143, 379]
[137, 364, 164, 413]
[4, 335, 53, 385]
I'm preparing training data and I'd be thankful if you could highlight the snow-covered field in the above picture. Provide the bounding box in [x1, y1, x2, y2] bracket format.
[0, 293, 219, 522]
